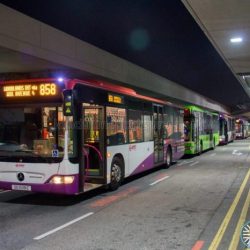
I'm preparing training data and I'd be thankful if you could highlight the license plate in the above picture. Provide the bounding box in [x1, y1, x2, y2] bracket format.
[12, 185, 32, 191]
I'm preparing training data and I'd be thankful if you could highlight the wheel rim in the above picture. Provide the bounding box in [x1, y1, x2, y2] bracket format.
[111, 163, 121, 182]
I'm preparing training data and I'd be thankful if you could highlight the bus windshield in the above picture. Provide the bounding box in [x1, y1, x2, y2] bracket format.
[0, 105, 72, 162]
[235, 123, 242, 133]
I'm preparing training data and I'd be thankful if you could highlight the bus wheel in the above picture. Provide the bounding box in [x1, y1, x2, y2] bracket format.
[110, 157, 123, 191]
[165, 147, 172, 168]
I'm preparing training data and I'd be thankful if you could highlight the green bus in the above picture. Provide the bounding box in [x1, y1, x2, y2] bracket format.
[184, 105, 219, 155]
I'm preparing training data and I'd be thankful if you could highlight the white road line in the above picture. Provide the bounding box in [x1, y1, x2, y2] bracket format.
[185, 160, 195, 165]
[189, 161, 199, 167]
[34, 212, 94, 240]
[232, 150, 243, 156]
[150, 176, 169, 186]
[176, 160, 187, 166]
[0, 190, 11, 194]
[210, 153, 216, 157]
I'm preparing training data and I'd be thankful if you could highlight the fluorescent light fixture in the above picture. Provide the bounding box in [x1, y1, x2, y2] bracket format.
[230, 37, 242, 43]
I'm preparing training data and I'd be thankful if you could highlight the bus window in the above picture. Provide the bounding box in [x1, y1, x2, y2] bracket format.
[129, 110, 143, 143]
[178, 111, 184, 140]
[106, 107, 127, 146]
[163, 107, 173, 139]
[84, 108, 100, 142]
[0, 106, 72, 160]
[184, 119, 191, 141]
[143, 114, 153, 141]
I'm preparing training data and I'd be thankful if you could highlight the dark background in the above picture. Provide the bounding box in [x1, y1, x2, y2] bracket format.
[0, 0, 249, 109]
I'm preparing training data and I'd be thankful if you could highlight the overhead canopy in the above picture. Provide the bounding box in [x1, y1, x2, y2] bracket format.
[0, 3, 232, 114]
[182, 0, 250, 115]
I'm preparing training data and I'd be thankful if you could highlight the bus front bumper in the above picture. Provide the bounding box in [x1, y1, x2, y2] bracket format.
[0, 174, 79, 195]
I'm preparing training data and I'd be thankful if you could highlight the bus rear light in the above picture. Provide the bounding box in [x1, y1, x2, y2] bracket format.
[49, 176, 74, 184]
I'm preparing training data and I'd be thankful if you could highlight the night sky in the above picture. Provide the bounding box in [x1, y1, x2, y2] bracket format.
[0, 0, 249, 109]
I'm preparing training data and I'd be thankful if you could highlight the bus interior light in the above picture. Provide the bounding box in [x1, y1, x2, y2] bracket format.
[49, 176, 74, 184]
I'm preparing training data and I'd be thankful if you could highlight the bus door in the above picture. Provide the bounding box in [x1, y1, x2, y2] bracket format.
[153, 105, 164, 163]
[224, 121, 228, 142]
[82, 105, 105, 183]
[193, 112, 200, 153]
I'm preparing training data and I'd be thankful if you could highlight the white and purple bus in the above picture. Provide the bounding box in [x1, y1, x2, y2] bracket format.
[0, 78, 184, 195]
[235, 118, 249, 139]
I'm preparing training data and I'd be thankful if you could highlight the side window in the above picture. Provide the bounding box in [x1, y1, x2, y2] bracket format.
[106, 107, 127, 146]
[164, 107, 173, 139]
[213, 115, 219, 132]
[178, 110, 184, 140]
[143, 113, 153, 141]
[173, 111, 178, 139]
[129, 109, 143, 143]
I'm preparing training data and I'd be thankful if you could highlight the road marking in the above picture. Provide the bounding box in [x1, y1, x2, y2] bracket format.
[210, 153, 216, 157]
[232, 150, 238, 154]
[176, 160, 188, 166]
[34, 212, 94, 240]
[228, 189, 250, 250]
[191, 240, 204, 250]
[208, 168, 250, 250]
[232, 150, 243, 156]
[90, 187, 138, 208]
[150, 175, 169, 186]
[0, 190, 11, 194]
[189, 161, 199, 167]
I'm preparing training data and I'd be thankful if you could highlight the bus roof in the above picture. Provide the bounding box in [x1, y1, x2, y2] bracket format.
[185, 105, 218, 115]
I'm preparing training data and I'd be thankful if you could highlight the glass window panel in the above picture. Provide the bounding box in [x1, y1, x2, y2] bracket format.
[128, 110, 143, 143]
[106, 107, 127, 145]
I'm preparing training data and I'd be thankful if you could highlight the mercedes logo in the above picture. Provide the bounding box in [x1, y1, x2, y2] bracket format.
[17, 172, 25, 182]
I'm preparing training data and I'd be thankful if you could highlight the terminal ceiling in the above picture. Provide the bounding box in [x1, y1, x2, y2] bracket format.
[0, 0, 250, 116]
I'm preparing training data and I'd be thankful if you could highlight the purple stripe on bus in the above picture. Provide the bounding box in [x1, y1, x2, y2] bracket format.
[0, 174, 79, 195]
[130, 153, 154, 176]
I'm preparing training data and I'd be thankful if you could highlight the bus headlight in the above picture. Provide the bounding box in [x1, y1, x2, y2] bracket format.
[49, 176, 75, 184]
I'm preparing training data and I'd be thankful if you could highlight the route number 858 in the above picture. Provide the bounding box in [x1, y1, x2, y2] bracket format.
[39, 84, 56, 96]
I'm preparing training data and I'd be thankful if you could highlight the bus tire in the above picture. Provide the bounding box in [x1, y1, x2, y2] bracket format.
[164, 147, 172, 168]
[109, 156, 124, 191]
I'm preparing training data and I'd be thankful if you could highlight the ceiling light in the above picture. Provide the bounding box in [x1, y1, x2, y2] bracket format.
[230, 37, 243, 43]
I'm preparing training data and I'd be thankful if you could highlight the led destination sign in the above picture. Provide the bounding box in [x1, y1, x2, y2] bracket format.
[3, 83, 58, 98]
[108, 94, 124, 104]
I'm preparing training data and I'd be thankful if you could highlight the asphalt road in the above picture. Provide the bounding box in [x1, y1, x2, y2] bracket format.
[0, 139, 250, 250]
